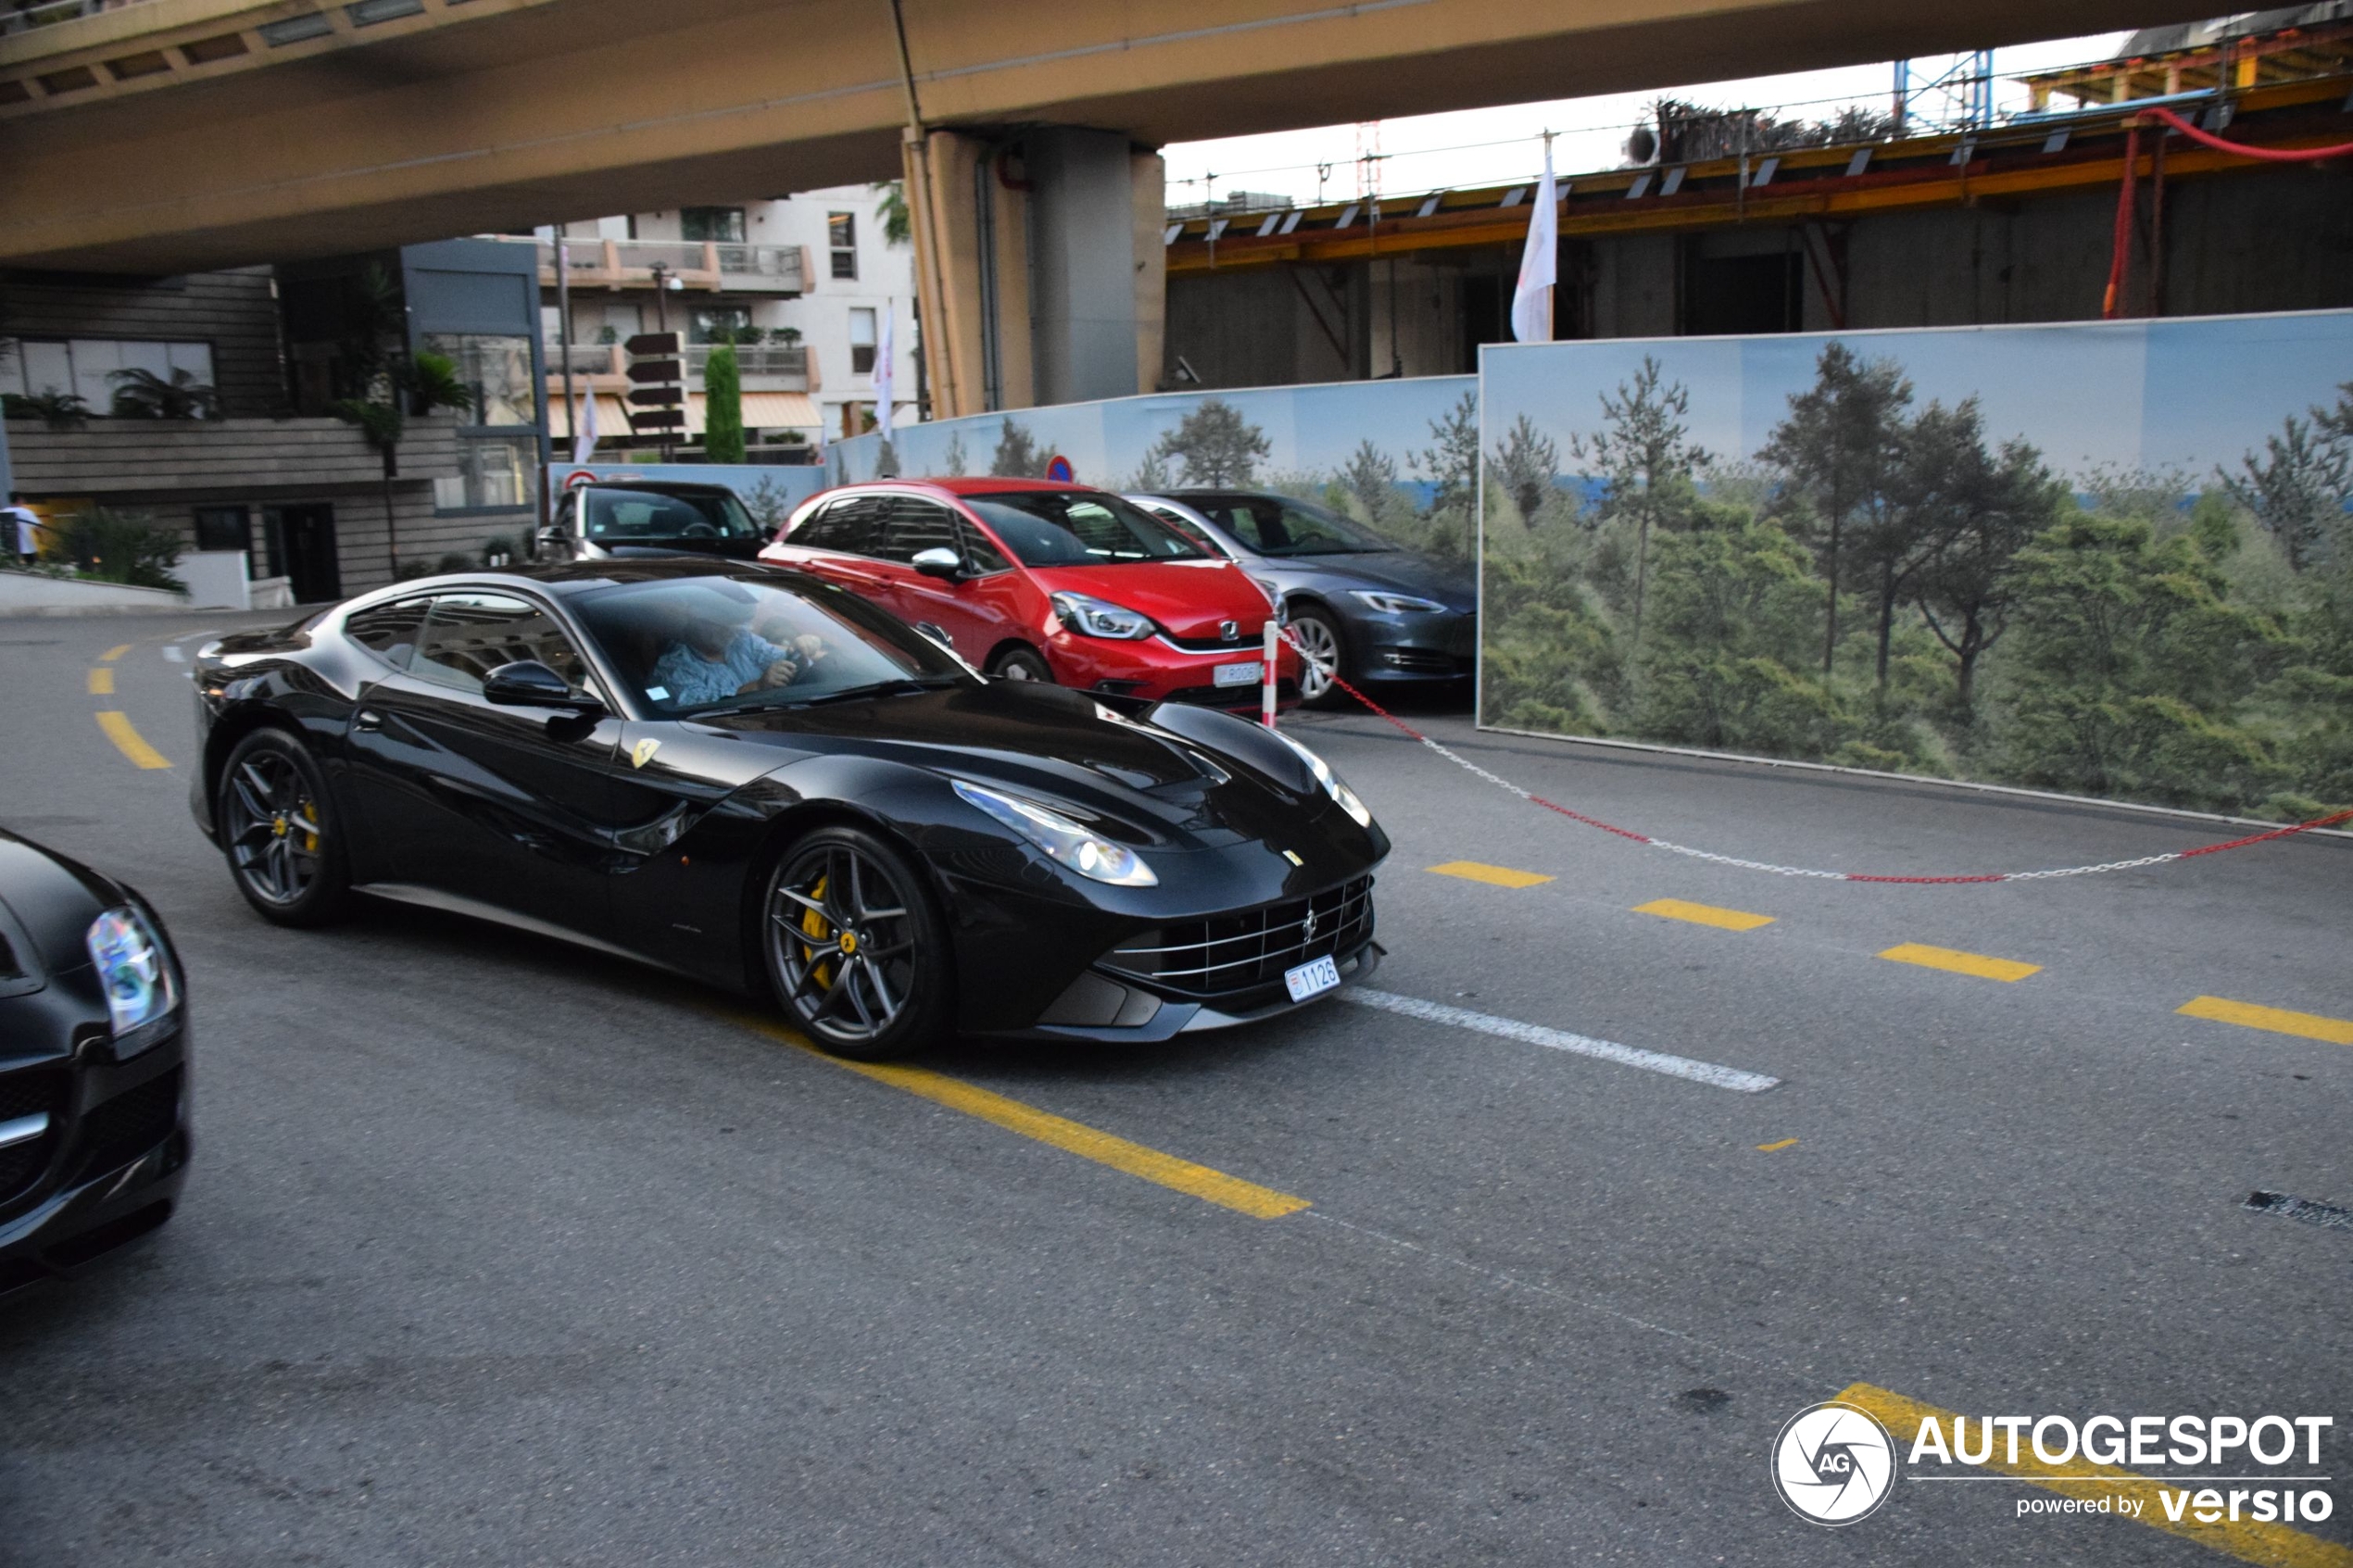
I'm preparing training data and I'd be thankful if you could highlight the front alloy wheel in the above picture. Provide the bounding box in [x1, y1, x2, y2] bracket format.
[1289, 609, 1345, 708]
[219, 728, 348, 925]
[763, 826, 951, 1060]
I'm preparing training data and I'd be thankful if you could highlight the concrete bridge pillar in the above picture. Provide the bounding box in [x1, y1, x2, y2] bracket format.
[905, 126, 1164, 420]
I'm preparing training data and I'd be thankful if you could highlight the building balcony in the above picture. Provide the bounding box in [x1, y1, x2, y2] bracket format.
[540, 236, 808, 295]
[545, 343, 817, 398]
[686, 342, 814, 389]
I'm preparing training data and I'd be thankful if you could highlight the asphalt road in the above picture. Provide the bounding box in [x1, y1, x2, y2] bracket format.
[2, 608, 2347, 1568]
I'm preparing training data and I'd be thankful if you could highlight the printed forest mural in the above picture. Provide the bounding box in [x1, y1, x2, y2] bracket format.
[826, 312, 2353, 820]
[1478, 330, 2353, 822]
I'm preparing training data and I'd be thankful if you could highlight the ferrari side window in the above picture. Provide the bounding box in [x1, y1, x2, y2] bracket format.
[343, 596, 431, 671]
[414, 593, 591, 696]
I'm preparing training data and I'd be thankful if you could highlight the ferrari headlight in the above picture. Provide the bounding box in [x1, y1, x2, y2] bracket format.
[1269, 729, 1374, 829]
[1349, 589, 1447, 615]
[1050, 592, 1155, 640]
[86, 905, 178, 1056]
[952, 780, 1158, 886]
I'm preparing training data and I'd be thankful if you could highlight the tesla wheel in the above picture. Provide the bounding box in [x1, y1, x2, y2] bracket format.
[218, 727, 349, 926]
[1289, 608, 1347, 709]
[762, 825, 953, 1060]
[989, 646, 1054, 684]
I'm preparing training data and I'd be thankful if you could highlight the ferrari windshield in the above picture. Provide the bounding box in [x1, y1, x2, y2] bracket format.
[1184, 495, 1396, 557]
[581, 486, 764, 544]
[571, 573, 969, 716]
[963, 491, 1210, 568]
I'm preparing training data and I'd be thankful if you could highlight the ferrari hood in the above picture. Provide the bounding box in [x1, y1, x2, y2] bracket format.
[1026, 558, 1277, 642]
[704, 681, 1328, 848]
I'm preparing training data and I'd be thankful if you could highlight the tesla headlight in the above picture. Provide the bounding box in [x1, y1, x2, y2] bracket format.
[1268, 729, 1375, 829]
[1050, 592, 1155, 640]
[951, 779, 1158, 886]
[86, 905, 178, 1056]
[1349, 590, 1448, 615]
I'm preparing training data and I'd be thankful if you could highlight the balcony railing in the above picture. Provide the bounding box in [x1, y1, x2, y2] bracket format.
[537, 236, 807, 295]
[686, 344, 809, 382]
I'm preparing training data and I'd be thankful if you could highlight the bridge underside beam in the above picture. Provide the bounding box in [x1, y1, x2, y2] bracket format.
[0, 0, 2213, 275]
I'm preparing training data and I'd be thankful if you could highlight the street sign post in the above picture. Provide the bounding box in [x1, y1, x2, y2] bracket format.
[623, 332, 685, 458]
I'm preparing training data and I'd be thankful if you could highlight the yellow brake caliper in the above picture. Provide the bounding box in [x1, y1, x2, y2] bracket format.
[800, 873, 834, 987]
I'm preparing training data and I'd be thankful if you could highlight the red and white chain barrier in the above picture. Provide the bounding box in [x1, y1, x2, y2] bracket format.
[1273, 627, 2352, 885]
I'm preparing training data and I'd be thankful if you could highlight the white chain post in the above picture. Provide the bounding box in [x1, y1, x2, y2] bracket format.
[1261, 617, 1279, 728]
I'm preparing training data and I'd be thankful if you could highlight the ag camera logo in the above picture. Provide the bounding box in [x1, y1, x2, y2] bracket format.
[1773, 1401, 1897, 1525]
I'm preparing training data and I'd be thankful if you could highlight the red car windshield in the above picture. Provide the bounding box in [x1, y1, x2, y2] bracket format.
[963, 491, 1210, 568]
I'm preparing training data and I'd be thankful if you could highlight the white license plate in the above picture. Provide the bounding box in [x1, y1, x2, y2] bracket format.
[1283, 954, 1341, 1003]
[1214, 659, 1264, 688]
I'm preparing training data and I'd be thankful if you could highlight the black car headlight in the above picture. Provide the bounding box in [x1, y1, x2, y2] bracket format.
[1050, 591, 1155, 640]
[1348, 589, 1448, 615]
[951, 780, 1158, 886]
[1268, 729, 1374, 829]
[87, 905, 179, 1058]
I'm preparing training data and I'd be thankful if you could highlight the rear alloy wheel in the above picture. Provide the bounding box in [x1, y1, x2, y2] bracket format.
[762, 825, 953, 1060]
[219, 727, 349, 926]
[1289, 608, 1347, 709]
[989, 646, 1054, 684]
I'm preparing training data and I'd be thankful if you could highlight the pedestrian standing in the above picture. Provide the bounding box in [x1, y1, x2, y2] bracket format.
[2, 493, 42, 567]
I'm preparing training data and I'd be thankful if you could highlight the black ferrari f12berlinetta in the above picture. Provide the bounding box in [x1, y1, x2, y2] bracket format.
[193, 559, 1388, 1058]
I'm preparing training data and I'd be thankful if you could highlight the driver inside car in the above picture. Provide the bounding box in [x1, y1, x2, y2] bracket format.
[647, 589, 813, 706]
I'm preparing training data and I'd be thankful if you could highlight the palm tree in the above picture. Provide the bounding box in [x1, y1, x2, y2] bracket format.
[108, 366, 221, 420]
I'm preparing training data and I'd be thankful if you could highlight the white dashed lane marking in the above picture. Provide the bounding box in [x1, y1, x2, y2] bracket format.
[1341, 988, 1781, 1094]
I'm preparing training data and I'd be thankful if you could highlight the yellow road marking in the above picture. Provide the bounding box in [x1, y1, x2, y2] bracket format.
[1636, 897, 1774, 931]
[1839, 1384, 2353, 1568]
[1878, 942, 2042, 983]
[95, 710, 171, 770]
[2178, 996, 2353, 1047]
[734, 1015, 1310, 1219]
[99, 643, 132, 662]
[1427, 859, 1554, 889]
[86, 666, 114, 695]
[1756, 1137, 1800, 1152]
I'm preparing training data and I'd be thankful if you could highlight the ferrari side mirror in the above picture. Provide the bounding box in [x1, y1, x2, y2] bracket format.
[484, 660, 603, 714]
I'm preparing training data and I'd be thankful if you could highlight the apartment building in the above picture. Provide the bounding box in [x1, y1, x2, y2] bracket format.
[539, 184, 920, 460]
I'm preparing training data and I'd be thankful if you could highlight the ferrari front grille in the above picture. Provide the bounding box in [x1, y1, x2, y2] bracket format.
[1101, 875, 1374, 997]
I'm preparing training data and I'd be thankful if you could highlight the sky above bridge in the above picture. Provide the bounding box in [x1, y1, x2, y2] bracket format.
[1164, 30, 2129, 207]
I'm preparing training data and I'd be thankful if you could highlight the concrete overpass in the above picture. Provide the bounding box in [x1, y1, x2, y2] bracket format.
[2, 0, 2215, 414]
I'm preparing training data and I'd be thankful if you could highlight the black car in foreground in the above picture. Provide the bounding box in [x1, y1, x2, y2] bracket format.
[190, 559, 1387, 1059]
[1127, 490, 1476, 708]
[0, 831, 191, 1299]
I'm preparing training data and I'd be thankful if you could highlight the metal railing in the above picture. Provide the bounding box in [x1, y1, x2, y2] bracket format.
[685, 344, 809, 381]
[536, 237, 806, 292]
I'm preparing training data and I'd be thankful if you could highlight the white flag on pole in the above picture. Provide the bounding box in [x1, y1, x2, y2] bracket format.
[874, 302, 896, 445]
[572, 388, 598, 466]
[1509, 142, 1557, 345]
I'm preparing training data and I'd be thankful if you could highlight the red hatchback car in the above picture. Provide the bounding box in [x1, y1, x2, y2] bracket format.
[761, 479, 1300, 709]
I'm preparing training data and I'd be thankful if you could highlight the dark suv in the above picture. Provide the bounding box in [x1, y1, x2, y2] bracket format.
[537, 481, 772, 562]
